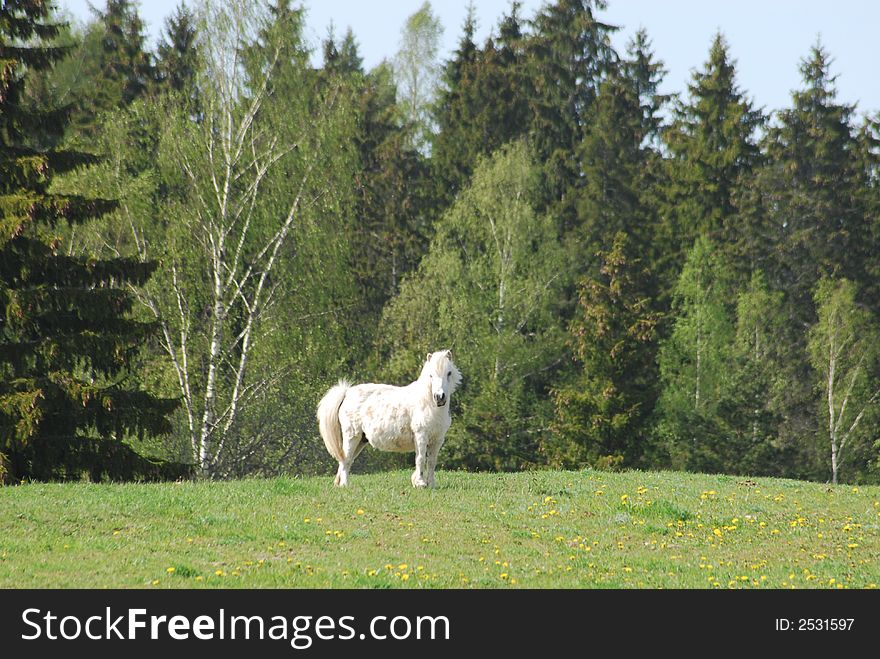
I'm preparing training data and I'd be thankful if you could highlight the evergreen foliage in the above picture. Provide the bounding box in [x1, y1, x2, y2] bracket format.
[6, 1, 880, 484]
[0, 0, 177, 482]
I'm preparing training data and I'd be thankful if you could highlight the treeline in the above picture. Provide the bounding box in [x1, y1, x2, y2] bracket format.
[2, 0, 879, 485]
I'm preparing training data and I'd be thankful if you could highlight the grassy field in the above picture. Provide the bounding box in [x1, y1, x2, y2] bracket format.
[1, 469, 878, 588]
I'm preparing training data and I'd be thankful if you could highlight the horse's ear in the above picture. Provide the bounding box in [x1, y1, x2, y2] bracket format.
[426, 352, 432, 362]
[446, 349, 454, 361]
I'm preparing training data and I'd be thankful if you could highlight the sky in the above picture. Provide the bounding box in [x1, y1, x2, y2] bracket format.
[59, 1, 879, 116]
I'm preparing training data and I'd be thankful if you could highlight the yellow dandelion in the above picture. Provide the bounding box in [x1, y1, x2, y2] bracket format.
[195, 576, 203, 581]
[398, 563, 408, 570]
[151, 580, 160, 586]
[500, 573, 509, 580]
[357, 509, 365, 515]
[215, 570, 224, 577]
[166, 566, 176, 574]
[401, 574, 410, 581]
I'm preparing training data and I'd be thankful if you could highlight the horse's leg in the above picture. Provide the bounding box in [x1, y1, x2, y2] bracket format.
[425, 435, 445, 488]
[335, 431, 363, 487]
[411, 432, 429, 488]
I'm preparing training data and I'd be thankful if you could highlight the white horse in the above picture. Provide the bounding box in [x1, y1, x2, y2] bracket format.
[317, 350, 462, 488]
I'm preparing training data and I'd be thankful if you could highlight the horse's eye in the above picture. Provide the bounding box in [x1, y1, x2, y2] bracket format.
[447, 371, 452, 377]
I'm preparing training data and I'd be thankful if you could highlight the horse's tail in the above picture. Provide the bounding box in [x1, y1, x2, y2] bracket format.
[317, 380, 349, 462]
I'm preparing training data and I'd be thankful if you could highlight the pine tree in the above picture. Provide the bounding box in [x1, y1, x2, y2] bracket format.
[664, 34, 763, 257]
[1, 0, 177, 482]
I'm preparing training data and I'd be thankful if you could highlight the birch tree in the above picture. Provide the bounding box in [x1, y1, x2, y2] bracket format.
[380, 142, 566, 469]
[655, 237, 735, 472]
[393, 1, 443, 153]
[808, 278, 880, 484]
[129, 1, 355, 477]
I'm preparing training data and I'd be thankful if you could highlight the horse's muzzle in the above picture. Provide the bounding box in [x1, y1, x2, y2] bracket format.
[434, 393, 447, 407]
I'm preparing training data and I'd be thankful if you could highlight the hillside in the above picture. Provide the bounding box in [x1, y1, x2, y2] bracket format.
[1, 469, 878, 589]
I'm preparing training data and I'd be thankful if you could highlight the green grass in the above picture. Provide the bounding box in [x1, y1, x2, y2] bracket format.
[1, 469, 878, 589]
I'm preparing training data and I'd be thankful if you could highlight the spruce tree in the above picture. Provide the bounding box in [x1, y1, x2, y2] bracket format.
[343, 58, 431, 319]
[552, 232, 660, 468]
[0, 0, 177, 481]
[431, 3, 530, 206]
[430, 5, 480, 201]
[524, 0, 616, 220]
[155, 1, 199, 96]
[858, 113, 880, 312]
[623, 28, 669, 144]
[575, 62, 664, 281]
[95, 0, 154, 106]
[664, 34, 763, 257]
[323, 26, 363, 78]
[766, 43, 867, 322]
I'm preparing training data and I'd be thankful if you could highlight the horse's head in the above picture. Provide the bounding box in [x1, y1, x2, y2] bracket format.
[423, 349, 462, 407]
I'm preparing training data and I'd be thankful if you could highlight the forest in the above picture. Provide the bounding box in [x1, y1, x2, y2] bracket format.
[2, 0, 879, 486]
